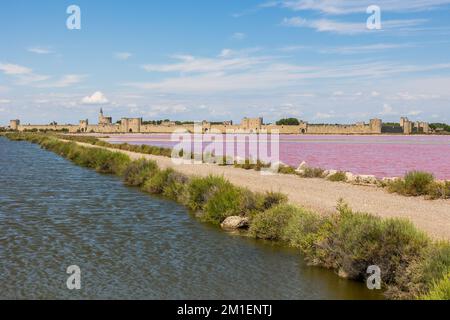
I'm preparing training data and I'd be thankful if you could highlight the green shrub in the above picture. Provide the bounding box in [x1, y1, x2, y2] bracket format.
[388, 171, 435, 197]
[33, 136, 130, 175]
[232, 159, 270, 171]
[142, 168, 173, 194]
[93, 150, 130, 175]
[162, 171, 190, 202]
[186, 175, 229, 211]
[420, 273, 450, 300]
[404, 171, 435, 196]
[300, 167, 325, 178]
[426, 181, 450, 199]
[388, 242, 450, 299]
[238, 189, 266, 214]
[278, 165, 297, 175]
[327, 171, 347, 182]
[261, 191, 287, 210]
[249, 204, 297, 240]
[123, 159, 158, 186]
[203, 184, 245, 224]
[283, 206, 326, 255]
[317, 203, 430, 284]
[386, 179, 406, 195]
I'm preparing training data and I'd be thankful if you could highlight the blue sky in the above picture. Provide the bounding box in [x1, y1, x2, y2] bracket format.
[1, 0, 450, 125]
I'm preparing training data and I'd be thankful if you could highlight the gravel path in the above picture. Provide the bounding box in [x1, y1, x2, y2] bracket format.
[74, 141, 450, 241]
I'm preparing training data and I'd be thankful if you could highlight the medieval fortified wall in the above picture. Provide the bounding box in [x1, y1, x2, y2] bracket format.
[9, 109, 430, 135]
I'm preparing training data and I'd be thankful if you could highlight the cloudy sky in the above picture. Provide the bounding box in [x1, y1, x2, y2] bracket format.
[1, 0, 450, 125]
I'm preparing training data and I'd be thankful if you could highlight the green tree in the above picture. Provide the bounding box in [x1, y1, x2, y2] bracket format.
[276, 118, 300, 126]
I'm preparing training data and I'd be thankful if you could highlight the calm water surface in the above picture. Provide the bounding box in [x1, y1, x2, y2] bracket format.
[0, 137, 382, 299]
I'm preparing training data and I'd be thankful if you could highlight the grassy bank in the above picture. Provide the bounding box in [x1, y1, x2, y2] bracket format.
[5, 132, 450, 300]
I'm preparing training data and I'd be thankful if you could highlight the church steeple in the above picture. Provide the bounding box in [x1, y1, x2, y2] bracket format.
[100, 108, 103, 116]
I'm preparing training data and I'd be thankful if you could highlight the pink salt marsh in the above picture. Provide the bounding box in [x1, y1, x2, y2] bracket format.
[104, 134, 450, 180]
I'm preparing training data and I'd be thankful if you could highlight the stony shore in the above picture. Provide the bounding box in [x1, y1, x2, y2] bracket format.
[70, 140, 450, 241]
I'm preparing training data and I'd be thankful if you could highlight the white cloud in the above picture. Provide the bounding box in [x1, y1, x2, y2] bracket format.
[0, 63, 32, 75]
[266, 0, 450, 15]
[288, 93, 316, 97]
[28, 47, 53, 55]
[0, 99, 11, 104]
[408, 110, 423, 116]
[278, 45, 310, 52]
[114, 52, 132, 60]
[219, 49, 233, 58]
[314, 112, 334, 119]
[34, 75, 85, 88]
[142, 52, 268, 74]
[379, 104, 398, 115]
[371, 91, 380, 97]
[34, 99, 49, 104]
[129, 50, 450, 94]
[231, 32, 246, 40]
[0, 62, 51, 85]
[81, 91, 109, 105]
[392, 92, 441, 101]
[319, 43, 415, 54]
[145, 104, 188, 117]
[281, 17, 426, 35]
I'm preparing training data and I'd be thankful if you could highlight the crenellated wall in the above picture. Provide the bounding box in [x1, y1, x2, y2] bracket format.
[11, 112, 430, 135]
[17, 124, 79, 133]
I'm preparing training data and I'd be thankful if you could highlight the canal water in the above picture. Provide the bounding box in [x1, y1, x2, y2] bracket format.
[0, 137, 382, 299]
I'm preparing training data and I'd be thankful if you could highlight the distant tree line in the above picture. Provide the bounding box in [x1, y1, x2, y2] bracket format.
[276, 118, 300, 126]
[383, 122, 401, 127]
[142, 119, 171, 125]
[430, 123, 450, 132]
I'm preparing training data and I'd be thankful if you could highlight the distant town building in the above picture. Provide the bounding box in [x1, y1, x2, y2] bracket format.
[98, 108, 112, 125]
[400, 117, 430, 134]
[9, 119, 20, 130]
[241, 117, 263, 132]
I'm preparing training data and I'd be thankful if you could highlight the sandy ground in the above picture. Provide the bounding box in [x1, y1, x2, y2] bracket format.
[73, 141, 450, 241]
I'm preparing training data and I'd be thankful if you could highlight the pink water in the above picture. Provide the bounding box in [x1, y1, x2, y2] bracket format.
[105, 134, 450, 179]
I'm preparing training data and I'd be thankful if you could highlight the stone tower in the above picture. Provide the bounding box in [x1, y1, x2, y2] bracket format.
[9, 119, 20, 131]
[403, 119, 413, 135]
[121, 118, 142, 133]
[79, 119, 88, 132]
[98, 108, 112, 125]
[369, 118, 382, 134]
[241, 117, 263, 132]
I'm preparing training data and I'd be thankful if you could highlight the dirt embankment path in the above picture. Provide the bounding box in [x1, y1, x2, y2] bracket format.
[72, 141, 450, 241]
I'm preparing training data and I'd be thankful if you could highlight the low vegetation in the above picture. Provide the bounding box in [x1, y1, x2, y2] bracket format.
[299, 166, 325, 178]
[278, 164, 297, 175]
[233, 159, 271, 171]
[387, 171, 450, 199]
[327, 171, 347, 182]
[58, 134, 174, 157]
[6, 132, 450, 300]
[420, 273, 450, 300]
[250, 200, 450, 300]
